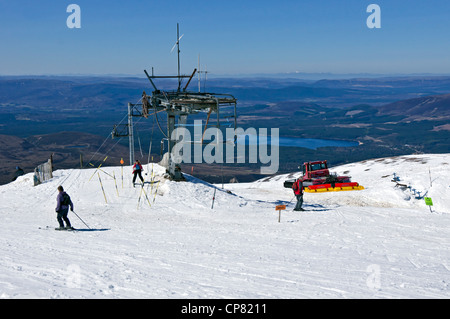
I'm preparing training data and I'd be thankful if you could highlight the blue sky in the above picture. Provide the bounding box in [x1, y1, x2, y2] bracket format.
[1, 0, 449, 76]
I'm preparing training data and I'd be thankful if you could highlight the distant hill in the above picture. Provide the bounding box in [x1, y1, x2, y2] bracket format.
[313, 76, 450, 92]
[0, 132, 130, 185]
[2, 75, 450, 110]
[377, 93, 450, 121]
[0, 78, 145, 110]
[208, 85, 350, 102]
[1, 75, 449, 184]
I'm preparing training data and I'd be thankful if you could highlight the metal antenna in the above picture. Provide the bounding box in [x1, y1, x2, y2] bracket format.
[198, 54, 201, 93]
[197, 54, 208, 93]
[203, 64, 208, 92]
[177, 23, 180, 91]
[170, 23, 184, 91]
[176, 23, 183, 91]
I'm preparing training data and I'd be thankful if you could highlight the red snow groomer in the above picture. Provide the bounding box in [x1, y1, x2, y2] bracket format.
[284, 160, 364, 193]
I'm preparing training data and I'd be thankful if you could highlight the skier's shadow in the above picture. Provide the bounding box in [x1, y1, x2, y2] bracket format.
[75, 228, 110, 232]
[273, 200, 331, 212]
[306, 203, 332, 212]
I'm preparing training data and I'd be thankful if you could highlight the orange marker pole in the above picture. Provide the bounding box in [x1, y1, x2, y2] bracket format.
[120, 158, 124, 188]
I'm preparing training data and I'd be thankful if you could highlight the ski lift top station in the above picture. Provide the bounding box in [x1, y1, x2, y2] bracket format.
[112, 24, 238, 181]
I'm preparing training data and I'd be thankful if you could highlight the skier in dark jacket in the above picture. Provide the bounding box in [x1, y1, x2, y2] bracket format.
[292, 178, 304, 211]
[55, 185, 74, 230]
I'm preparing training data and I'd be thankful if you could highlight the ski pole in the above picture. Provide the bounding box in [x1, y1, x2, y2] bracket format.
[288, 195, 296, 204]
[71, 211, 91, 230]
[211, 188, 217, 209]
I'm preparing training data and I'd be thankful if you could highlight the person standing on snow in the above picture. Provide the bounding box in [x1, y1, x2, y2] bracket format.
[292, 178, 305, 211]
[132, 160, 144, 186]
[55, 185, 74, 230]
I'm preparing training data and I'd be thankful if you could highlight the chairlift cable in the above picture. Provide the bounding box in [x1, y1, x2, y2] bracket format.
[147, 114, 155, 164]
[153, 104, 169, 139]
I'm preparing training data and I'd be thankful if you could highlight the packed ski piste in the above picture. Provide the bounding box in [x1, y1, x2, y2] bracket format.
[0, 154, 449, 298]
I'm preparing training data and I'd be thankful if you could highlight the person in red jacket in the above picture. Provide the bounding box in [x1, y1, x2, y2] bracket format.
[292, 178, 304, 211]
[132, 160, 144, 186]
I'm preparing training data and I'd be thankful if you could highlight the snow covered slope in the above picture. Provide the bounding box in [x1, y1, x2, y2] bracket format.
[243, 153, 450, 213]
[0, 154, 449, 299]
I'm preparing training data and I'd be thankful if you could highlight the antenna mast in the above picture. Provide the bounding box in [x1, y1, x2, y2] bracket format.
[197, 54, 208, 92]
[198, 54, 201, 93]
[177, 23, 181, 91]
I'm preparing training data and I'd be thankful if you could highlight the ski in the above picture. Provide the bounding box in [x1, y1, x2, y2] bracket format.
[39, 226, 77, 231]
[133, 182, 152, 186]
[55, 227, 77, 231]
